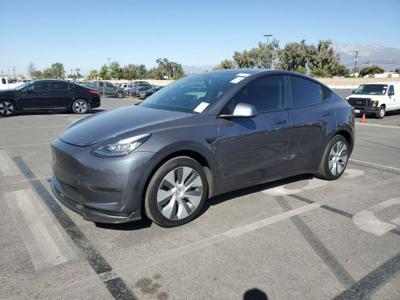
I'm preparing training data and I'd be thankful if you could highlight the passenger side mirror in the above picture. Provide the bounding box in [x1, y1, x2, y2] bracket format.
[351, 90, 355, 94]
[220, 102, 258, 118]
[388, 90, 395, 96]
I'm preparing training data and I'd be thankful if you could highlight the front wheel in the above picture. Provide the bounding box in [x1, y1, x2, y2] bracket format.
[376, 106, 385, 119]
[72, 99, 90, 114]
[0, 100, 16, 117]
[315, 135, 349, 180]
[144, 156, 208, 227]
[116, 91, 124, 99]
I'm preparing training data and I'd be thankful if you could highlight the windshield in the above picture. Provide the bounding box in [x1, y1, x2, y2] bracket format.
[353, 84, 388, 95]
[15, 82, 32, 90]
[140, 72, 240, 113]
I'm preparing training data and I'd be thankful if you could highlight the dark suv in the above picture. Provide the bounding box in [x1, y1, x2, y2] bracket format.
[0, 80, 100, 116]
[86, 81, 126, 98]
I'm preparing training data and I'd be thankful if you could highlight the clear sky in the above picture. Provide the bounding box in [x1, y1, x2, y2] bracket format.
[1, 0, 399, 75]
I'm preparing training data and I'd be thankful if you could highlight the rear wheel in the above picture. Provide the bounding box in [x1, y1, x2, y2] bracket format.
[315, 135, 349, 180]
[376, 106, 385, 119]
[72, 99, 90, 114]
[144, 156, 208, 227]
[0, 100, 16, 117]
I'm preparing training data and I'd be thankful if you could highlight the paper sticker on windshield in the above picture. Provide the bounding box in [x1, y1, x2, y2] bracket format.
[236, 73, 251, 77]
[230, 77, 245, 84]
[194, 102, 210, 113]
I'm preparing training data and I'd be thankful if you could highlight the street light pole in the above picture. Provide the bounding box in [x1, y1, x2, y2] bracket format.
[264, 34, 273, 68]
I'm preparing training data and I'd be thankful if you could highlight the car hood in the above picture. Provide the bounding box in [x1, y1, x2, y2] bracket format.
[0, 89, 15, 96]
[60, 105, 192, 146]
[347, 94, 386, 99]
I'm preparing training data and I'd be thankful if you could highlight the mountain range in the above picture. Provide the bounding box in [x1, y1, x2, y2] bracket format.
[334, 43, 400, 71]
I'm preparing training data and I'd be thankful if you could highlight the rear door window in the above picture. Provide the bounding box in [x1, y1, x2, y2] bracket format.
[290, 76, 323, 108]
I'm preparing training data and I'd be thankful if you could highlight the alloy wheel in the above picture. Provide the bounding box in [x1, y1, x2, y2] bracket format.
[73, 100, 89, 113]
[157, 166, 203, 220]
[0, 101, 14, 116]
[328, 141, 348, 176]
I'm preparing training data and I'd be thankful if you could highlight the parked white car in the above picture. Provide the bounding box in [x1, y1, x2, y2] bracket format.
[346, 82, 399, 118]
[0, 77, 26, 90]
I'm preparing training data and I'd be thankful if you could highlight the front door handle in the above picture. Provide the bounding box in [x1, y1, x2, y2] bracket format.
[322, 112, 331, 117]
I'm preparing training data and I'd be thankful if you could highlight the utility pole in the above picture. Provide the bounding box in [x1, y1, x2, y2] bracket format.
[264, 34, 273, 68]
[353, 51, 359, 77]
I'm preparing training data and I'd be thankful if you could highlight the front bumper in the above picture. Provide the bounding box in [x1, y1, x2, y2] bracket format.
[50, 138, 154, 223]
[51, 178, 140, 223]
[351, 106, 379, 114]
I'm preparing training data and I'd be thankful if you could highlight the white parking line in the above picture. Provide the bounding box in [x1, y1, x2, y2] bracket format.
[114, 202, 322, 274]
[356, 122, 400, 129]
[0, 125, 66, 131]
[5, 189, 77, 270]
[0, 151, 19, 176]
[349, 158, 400, 172]
[0, 141, 51, 149]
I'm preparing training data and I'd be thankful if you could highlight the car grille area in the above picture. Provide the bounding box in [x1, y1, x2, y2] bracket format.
[348, 97, 371, 108]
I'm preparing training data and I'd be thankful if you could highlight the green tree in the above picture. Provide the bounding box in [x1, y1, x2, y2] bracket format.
[42, 68, 53, 78]
[31, 70, 43, 79]
[307, 40, 347, 77]
[233, 50, 255, 68]
[27, 62, 36, 77]
[359, 65, 385, 77]
[214, 59, 235, 70]
[277, 40, 310, 71]
[149, 58, 184, 79]
[109, 61, 122, 79]
[249, 40, 279, 69]
[50, 63, 65, 79]
[87, 69, 99, 80]
[99, 65, 110, 80]
[296, 66, 307, 74]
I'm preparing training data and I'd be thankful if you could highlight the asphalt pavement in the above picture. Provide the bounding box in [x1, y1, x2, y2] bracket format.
[1, 94, 400, 299]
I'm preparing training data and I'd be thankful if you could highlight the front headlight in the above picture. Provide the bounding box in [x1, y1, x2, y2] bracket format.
[92, 134, 151, 157]
[371, 100, 379, 107]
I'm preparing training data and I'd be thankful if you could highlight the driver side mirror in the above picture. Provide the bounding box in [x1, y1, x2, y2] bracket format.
[351, 90, 355, 94]
[220, 102, 258, 118]
[388, 90, 395, 96]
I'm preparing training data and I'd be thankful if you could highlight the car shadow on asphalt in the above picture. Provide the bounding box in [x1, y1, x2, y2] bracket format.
[96, 174, 313, 231]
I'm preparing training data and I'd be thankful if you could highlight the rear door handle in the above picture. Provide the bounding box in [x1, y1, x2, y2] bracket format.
[322, 112, 331, 117]
[275, 120, 287, 125]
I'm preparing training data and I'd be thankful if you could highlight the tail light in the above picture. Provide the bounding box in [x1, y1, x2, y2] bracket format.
[89, 90, 98, 94]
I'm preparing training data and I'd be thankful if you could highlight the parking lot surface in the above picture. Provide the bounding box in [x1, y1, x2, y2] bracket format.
[1, 94, 400, 299]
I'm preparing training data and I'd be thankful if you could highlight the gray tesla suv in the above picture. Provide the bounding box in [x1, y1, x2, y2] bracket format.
[51, 70, 354, 227]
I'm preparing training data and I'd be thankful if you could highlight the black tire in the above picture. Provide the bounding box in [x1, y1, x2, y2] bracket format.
[315, 135, 349, 180]
[0, 99, 16, 117]
[71, 98, 90, 114]
[376, 106, 385, 119]
[144, 156, 209, 227]
[116, 91, 124, 99]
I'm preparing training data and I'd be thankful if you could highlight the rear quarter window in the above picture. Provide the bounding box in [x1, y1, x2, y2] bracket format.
[290, 76, 323, 107]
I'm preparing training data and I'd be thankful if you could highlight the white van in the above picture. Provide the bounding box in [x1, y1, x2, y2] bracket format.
[0, 77, 27, 90]
[346, 82, 399, 119]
